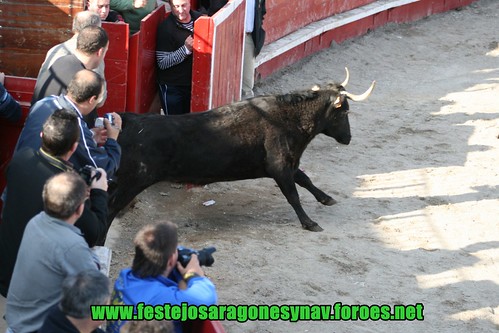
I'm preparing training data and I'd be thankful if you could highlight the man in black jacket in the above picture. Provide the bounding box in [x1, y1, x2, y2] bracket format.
[156, 0, 203, 115]
[242, 0, 266, 99]
[0, 109, 109, 297]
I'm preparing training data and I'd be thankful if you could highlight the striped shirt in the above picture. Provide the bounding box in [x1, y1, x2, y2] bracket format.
[156, 20, 194, 70]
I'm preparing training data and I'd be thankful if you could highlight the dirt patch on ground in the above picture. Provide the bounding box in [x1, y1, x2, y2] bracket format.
[105, 1, 499, 332]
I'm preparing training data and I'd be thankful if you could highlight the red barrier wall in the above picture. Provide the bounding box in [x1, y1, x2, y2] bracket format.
[256, 0, 479, 79]
[265, 0, 377, 44]
[192, 0, 246, 112]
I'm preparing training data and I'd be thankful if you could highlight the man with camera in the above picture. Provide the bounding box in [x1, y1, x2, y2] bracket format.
[106, 221, 218, 333]
[0, 109, 109, 298]
[5, 172, 101, 333]
[14, 68, 122, 178]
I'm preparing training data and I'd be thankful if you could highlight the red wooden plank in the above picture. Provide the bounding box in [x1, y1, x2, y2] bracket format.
[103, 22, 130, 60]
[126, 5, 165, 114]
[192, 0, 245, 112]
[138, 6, 165, 114]
[98, 82, 128, 115]
[101, 21, 129, 114]
[192, 17, 214, 113]
[0, 3, 80, 28]
[126, 33, 140, 113]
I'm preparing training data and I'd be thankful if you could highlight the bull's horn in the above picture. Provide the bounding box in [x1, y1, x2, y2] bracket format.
[342, 80, 376, 101]
[340, 67, 350, 87]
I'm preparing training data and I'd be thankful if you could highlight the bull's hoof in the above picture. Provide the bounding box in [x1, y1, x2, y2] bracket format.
[303, 223, 324, 232]
[321, 197, 337, 206]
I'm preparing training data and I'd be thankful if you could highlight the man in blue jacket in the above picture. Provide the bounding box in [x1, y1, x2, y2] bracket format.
[107, 221, 217, 333]
[14, 69, 121, 178]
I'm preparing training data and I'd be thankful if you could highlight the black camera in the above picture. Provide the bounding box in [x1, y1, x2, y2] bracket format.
[78, 165, 102, 186]
[177, 246, 216, 267]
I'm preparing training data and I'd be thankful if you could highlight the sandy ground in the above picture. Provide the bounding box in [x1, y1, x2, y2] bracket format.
[1, 1, 498, 332]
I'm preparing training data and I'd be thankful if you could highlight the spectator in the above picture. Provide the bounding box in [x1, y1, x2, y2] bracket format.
[35, 11, 108, 109]
[31, 25, 109, 107]
[15, 69, 122, 178]
[38, 270, 111, 333]
[5, 172, 101, 333]
[121, 320, 174, 333]
[0, 72, 22, 123]
[110, 0, 157, 35]
[106, 221, 217, 333]
[87, 0, 125, 23]
[0, 109, 109, 297]
[242, 0, 266, 99]
[197, 0, 227, 16]
[156, 0, 202, 115]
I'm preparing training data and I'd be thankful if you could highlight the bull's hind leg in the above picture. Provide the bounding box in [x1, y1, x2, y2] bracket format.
[294, 169, 337, 206]
[273, 173, 323, 232]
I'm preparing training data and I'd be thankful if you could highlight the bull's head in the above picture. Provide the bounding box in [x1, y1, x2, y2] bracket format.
[322, 68, 375, 144]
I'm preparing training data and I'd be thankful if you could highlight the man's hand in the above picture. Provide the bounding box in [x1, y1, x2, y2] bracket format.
[0, 72, 5, 85]
[176, 254, 205, 277]
[184, 35, 194, 53]
[133, 0, 147, 8]
[104, 112, 122, 141]
[91, 127, 108, 146]
[90, 168, 108, 191]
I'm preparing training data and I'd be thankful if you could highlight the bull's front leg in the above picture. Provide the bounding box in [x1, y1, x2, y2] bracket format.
[294, 169, 337, 206]
[273, 173, 324, 232]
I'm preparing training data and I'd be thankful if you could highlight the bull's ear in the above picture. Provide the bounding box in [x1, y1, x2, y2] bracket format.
[333, 95, 342, 108]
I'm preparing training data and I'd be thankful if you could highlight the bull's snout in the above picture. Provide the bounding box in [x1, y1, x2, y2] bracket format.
[336, 134, 351, 145]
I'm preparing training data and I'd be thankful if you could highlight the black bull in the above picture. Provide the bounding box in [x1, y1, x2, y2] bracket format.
[107, 77, 375, 232]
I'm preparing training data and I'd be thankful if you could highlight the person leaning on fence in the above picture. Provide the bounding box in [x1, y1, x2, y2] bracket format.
[38, 270, 111, 333]
[0, 72, 21, 123]
[5, 172, 101, 333]
[106, 221, 217, 333]
[0, 109, 109, 298]
[156, 0, 203, 115]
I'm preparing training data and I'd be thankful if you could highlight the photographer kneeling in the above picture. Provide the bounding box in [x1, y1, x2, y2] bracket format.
[107, 221, 217, 333]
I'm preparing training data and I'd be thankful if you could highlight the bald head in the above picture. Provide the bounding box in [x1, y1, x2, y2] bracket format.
[73, 11, 102, 34]
[43, 172, 88, 220]
[67, 69, 104, 104]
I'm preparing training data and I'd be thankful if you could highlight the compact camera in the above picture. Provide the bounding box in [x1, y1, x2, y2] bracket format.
[94, 113, 114, 128]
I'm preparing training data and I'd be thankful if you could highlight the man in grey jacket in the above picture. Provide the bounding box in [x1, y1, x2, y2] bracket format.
[5, 172, 104, 333]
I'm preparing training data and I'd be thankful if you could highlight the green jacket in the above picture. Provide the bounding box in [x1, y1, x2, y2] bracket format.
[110, 0, 157, 34]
